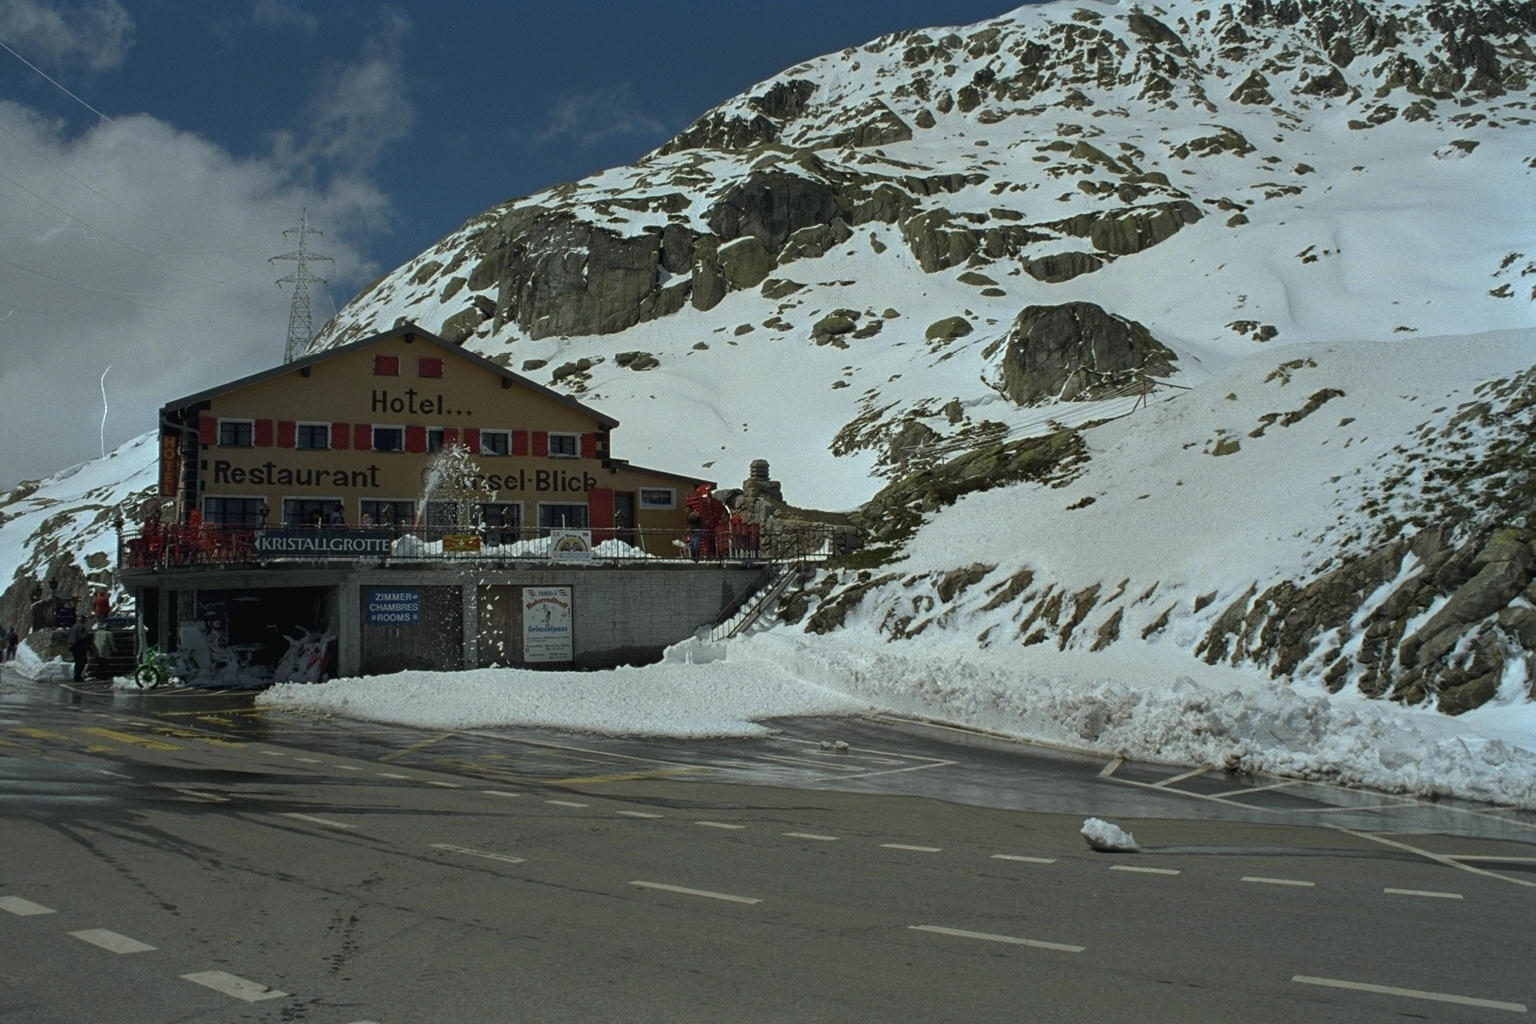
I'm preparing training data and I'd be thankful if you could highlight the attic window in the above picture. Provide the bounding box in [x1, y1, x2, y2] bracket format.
[418, 357, 443, 378]
[373, 354, 400, 376]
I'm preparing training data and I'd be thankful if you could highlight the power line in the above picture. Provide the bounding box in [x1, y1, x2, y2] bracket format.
[0, 36, 114, 125]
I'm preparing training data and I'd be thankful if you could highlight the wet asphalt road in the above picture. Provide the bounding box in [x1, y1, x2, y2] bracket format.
[6, 665, 1535, 843]
[4, 667, 1536, 1022]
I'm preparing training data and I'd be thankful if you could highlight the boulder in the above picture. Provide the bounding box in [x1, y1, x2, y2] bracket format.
[993, 302, 1176, 405]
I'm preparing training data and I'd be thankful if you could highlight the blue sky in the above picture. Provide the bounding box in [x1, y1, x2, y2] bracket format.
[0, 0, 1017, 486]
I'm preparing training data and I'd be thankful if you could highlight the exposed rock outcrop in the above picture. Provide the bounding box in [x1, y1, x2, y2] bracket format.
[992, 302, 1177, 405]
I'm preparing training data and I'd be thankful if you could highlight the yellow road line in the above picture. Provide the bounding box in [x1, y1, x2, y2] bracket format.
[554, 767, 708, 785]
[77, 727, 179, 751]
[378, 732, 457, 763]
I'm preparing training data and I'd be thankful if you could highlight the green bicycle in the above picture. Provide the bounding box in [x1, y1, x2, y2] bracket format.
[134, 645, 194, 689]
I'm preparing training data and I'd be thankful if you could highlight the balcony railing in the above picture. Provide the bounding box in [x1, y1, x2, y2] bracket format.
[117, 520, 843, 570]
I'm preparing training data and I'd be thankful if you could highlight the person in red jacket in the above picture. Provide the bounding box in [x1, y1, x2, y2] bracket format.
[90, 589, 110, 622]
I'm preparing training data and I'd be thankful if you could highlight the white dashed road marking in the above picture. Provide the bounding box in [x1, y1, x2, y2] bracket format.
[616, 810, 663, 819]
[0, 896, 56, 916]
[1292, 975, 1526, 1013]
[991, 854, 1055, 864]
[282, 812, 356, 830]
[910, 925, 1084, 953]
[881, 843, 942, 853]
[696, 821, 746, 830]
[182, 970, 288, 1002]
[545, 799, 588, 808]
[1110, 865, 1180, 875]
[430, 843, 525, 865]
[1243, 876, 1315, 888]
[1384, 887, 1463, 900]
[784, 832, 839, 841]
[70, 928, 157, 954]
[630, 881, 761, 905]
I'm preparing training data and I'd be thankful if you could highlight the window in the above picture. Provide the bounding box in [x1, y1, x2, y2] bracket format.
[418, 357, 443, 378]
[372, 354, 399, 376]
[423, 500, 466, 529]
[295, 423, 330, 450]
[548, 432, 579, 458]
[282, 498, 340, 528]
[427, 427, 444, 453]
[480, 429, 510, 456]
[480, 502, 523, 544]
[538, 503, 589, 534]
[218, 420, 254, 447]
[639, 488, 675, 509]
[203, 496, 265, 525]
[372, 425, 404, 452]
[360, 499, 414, 531]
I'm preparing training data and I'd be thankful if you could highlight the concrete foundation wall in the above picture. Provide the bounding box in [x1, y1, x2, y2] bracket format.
[123, 562, 771, 675]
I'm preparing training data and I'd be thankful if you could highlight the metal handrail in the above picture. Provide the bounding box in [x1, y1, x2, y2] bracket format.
[117, 520, 834, 570]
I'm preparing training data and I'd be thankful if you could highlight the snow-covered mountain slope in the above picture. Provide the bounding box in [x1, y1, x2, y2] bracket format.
[312, 0, 1535, 511]
[4, 0, 1534, 726]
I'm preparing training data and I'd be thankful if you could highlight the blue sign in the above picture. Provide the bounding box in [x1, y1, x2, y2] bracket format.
[366, 588, 420, 624]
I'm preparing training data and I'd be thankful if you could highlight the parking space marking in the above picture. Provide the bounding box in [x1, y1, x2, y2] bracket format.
[1385, 887, 1463, 900]
[1292, 975, 1526, 1013]
[1331, 826, 1536, 889]
[70, 928, 157, 954]
[910, 925, 1084, 953]
[182, 970, 288, 1002]
[1153, 767, 1208, 787]
[0, 896, 56, 916]
[630, 881, 761, 905]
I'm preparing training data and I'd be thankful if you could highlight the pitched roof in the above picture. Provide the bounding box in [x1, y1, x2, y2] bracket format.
[160, 322, 619, 428]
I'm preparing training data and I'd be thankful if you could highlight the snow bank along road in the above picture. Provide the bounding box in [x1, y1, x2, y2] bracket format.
[3, 681, 1535, 1020]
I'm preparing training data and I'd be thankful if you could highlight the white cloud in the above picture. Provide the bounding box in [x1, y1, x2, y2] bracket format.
[0, 13, 416, 487]
[537, 83, 666, 148]
[0, 0, 133, 72]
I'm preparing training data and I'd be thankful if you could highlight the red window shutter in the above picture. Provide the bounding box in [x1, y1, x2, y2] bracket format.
[254, 419, 274, 447]
[532, 431, 549, 457]
[442, 427, 459, 448]
[331, 422, 349, 450]
[373, 354, 399, 376]
[198, 416, 217, 446]
[354, 423, 372, 450]
[418, 357, 443, 378]
[277, 421, 296, 448]
[405, 425, 427, 453]
[580, 432, 597, 459]
[464, 427, 480, 453]
[512, 430, 528, 456]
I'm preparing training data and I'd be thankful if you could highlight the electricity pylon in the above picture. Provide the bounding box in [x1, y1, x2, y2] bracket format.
[270, 209, 334, 364]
